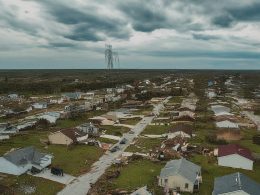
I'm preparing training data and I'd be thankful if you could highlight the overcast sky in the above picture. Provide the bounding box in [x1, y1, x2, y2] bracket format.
[0, 0, 260, 69]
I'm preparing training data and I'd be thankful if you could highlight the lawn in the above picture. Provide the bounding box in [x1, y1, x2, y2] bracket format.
[0, 130, 104, 176]
[46, 144, 103, 176]
[126, 137, 163, 153]
[189, 155, 260, 195]
[142, 125, 170, 135]
[236, 129, 260, 153]
[101, 125, 130, 136]
[111, 159, 164, 193]
[119, 117, 141, 125]
[132, 105, 153, 115]
[97, 137, 118, 144]
[0, 130, 48, 155]
[0, 174, 64, 195]
[167, 96, 183, 104]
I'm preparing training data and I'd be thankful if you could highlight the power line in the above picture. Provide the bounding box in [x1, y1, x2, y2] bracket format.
[105, 44, 119, 69]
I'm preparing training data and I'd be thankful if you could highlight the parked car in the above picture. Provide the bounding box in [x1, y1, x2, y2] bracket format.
[120, 138, 127, 144]
[110, 145, 120, 153]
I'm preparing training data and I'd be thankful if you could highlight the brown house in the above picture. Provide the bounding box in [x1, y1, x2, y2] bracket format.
[48, 128, 87, 145]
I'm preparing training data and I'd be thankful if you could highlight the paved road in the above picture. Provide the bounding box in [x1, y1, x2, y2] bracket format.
[58, 97, 170, 195]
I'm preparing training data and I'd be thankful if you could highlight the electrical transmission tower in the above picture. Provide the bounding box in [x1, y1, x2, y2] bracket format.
[105, 44, 119, 69]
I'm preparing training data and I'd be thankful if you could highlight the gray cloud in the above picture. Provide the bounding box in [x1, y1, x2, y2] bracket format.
[118, 1, 167, 32]
[39, 1, 131, 41]
[228, 3, 260, 21]
[0, 6, 39, 36]
[212, 14, 234, 28]
[192, 33, 220, 40]
[0, 0, 260, 69]
[211, 2, 260, 28]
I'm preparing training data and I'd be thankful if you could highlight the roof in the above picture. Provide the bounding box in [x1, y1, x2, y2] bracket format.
[131, 186, 152, 195]
[216, 120, 239, 128]
[169, 124, 193, 135]
[78, 123, 96, 128]
[218, 144, 254, 161]
[213, 172, 260, 195]
[211, 105, 231, 116]
[60, 129, 86, 142]
[159, 158, 201, 183]
[63, 92, 81, 99]
[3, 146, 47, 166]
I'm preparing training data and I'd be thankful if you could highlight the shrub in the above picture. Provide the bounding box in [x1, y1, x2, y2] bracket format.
[253, 135, 260, 145]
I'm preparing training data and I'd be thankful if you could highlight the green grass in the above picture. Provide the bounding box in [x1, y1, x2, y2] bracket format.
[97, 137, 118, 144]
[101, 125, 130, 136]
[168, 96, 183, 104]
[119, 117, 141, 125]
[132, 106, 153, 115]
[235, 129, 260, 153]
[0, 131, 48, 155]
[142, 125, 169, 135]
[0, 174, 64, 195]
[111, 160, 164, 192]
[126, 138, 163, 153]
[189, 155, 260, 195]
[0, 130, 103, 176]
[46, 144, 103, 176]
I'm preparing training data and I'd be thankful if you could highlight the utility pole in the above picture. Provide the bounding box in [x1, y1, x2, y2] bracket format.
[105, 44, 119, 69]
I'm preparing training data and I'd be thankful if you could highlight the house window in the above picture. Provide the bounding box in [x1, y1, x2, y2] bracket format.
[164, 179, 168, 183]
[185, 183, 189, 189]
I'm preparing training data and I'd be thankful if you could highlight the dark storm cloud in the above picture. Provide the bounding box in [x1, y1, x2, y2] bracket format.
[228, 3, 260, 21]
[118, 2, 167, 32]
[211, 2, 260, 28]
[212, 14, 234, 28]
[39, 1, 131, 41]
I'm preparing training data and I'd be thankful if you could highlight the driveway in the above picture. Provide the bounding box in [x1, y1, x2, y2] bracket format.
[29, 169, 75, 185]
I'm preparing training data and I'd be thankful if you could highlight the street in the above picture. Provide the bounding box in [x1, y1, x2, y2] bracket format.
[58, 97, 170, 195]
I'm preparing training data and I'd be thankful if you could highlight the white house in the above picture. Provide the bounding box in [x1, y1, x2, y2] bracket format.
[217, 144, 254, 170]
[62, 92, 82, 101]
[32, 102, 47, 109]
[211, 105, 231, 116]
[158, 158, 202, 193]
[76, 123, 99, 136]
[207, 91, 217, 99]
[216, 120, 239, 129]
[37, 112, 60, 124]
[0, 146, 52, 175]
[8, 93, 19, 100]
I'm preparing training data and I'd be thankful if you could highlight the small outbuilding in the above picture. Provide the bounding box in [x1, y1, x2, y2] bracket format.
[217, 144, 254, 170]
